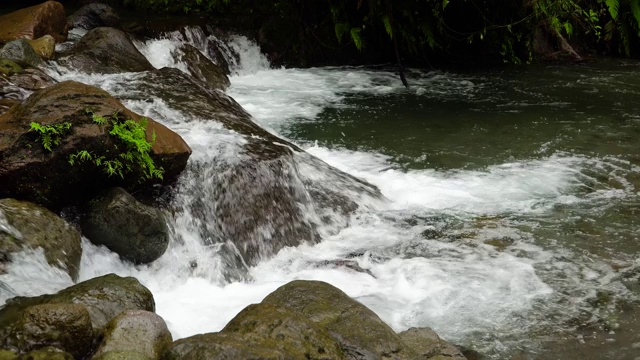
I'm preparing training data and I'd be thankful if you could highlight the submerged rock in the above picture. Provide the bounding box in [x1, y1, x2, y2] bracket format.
[59, 27, 153, 74]
[130, 67, 380, 267]
[0, 80, 191, 209]
[0, 1, 68, 43]
[91, 310, 172, 360]
[176, 44, 230, 90]
[0, 40, 42, 68]
[81, 188, 169, 264]
[0, 198, 81, 280]
[68, 3, 121, 31]
[0, 274, 155, 342]
[2, 304, 93, 358]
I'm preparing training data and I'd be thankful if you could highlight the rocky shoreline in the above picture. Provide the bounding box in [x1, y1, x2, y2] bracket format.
[0, 2, 469, 359]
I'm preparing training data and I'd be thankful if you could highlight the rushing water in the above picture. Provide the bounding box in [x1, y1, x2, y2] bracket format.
[2, 27, 640, 359]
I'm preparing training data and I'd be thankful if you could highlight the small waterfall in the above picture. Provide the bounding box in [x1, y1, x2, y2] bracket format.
[0, 208, 21, 240]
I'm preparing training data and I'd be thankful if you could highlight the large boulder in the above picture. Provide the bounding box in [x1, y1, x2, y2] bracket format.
[0, 40, 42, 68]
[127, 68, 379, 268]
[0, 198, 81, 280]
[68, 3, 121, 31]
[0, 1, 68, 43]
[58, 27, 153, 74]
[2, 303, 93, 357]
[0, 274, 155, 341]
[177, 44, 230, 91]
[167, 303, 344, 360]
[81, 188, 170, 264]
[262, 280, 413, 359]
[91, 310, 172, 360]
[0, 80, 191, 209]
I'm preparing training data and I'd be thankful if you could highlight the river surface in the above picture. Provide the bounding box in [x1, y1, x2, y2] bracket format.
[2, 29, 640, 359]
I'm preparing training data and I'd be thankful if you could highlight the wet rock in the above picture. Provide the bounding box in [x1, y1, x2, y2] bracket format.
[0, 40, 42, 68]
[132, 67, 379, 267]
[0, 1, 68, 43]
[0, 81, 191, 210]
[0, 198, 82, 280]
[2, 304, 93, 358]
[0, 66, 57, 115]
[59, 27, 153, 74]
[82, 188, 169, 264]
[167, 303, 343, 360]
[92, 310, 172, 360]
[68, 3, 121, 31]
[177, 44, 230, 90]
[315, 259, 375, 277]
[262, 280, 413, 359]
[0, 274, 155, 340]
[27, 36, 56, 60]
[398, 327, 466, 360]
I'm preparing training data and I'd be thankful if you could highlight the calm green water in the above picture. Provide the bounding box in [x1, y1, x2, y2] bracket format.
[278, 60, 640, 359]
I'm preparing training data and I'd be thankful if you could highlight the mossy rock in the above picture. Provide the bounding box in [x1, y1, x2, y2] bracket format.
[3, 304, 92, 358]
[0, 199, 81, 280]
[0, 60, 22, 76]
[91, 351, 151, 360]
[398, 327, 466, 360]
[92, 310, 172, 360]
[0, 274, 155, 342]
[262, 280, 413, 359]
[27, 36, 55, 60]
[0, 350, 17, 360]
[16, 347, 73, 360]
[168, 303, 344, 360]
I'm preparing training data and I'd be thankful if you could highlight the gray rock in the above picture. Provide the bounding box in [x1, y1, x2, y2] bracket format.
[81, 188, 170, 264]
[92, 310, 172, 360]
[59, 27, 153, 74]
[0, 40, 42, 68]
[0, 199, 82, 280]
[68, 3, 121, 30]
[92, 351, 151, 360]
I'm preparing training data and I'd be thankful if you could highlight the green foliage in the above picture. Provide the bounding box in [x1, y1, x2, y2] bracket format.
[29, 122, 72, 152]
[602, 0, 640, 56]
[69, 111, 164, 181]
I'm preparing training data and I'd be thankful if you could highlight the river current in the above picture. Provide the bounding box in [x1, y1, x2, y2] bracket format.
[1, 28, 640, 359]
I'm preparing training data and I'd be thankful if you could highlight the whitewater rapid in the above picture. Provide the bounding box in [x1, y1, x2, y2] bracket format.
[2, 28, 637, 357]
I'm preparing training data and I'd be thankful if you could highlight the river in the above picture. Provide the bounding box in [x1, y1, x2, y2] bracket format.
[1, 28, 640, 359]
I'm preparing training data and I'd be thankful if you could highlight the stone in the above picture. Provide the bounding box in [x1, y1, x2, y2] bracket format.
[167, 303, 343, 360]
[58, 27, 153, 74]
[27, 36, 56, 60]
[16, 348, 73, 360]
[177, 44, 230, 90]
[2, 304, 92, 358]
[0, 1, 68, 43]
[0, 40, 42, 68]
[91, 351, 151, 360]
[68, 3, 121, 31]
[0, 198, 82, 280]
[0, 81, 191, 210]
[262, 280, 413, 359]
[0, 274, 155, 340]
[0, 350, 17, 360]
[0, 60, 22, 76]
[398, 327, 466, 360]
[92, 310, 172, 360]
[81, 188, 170, 264]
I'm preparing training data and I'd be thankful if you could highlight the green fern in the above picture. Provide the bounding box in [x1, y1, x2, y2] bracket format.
[29, 122, 72, 152]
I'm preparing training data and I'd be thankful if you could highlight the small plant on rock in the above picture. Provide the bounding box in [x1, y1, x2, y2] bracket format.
[29, 122, 72, 152]
[69, 111, 164, 181]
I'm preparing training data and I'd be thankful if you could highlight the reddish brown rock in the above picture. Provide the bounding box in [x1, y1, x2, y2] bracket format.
[0, 1, 68, 43]
[0, 80, 191, 209]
